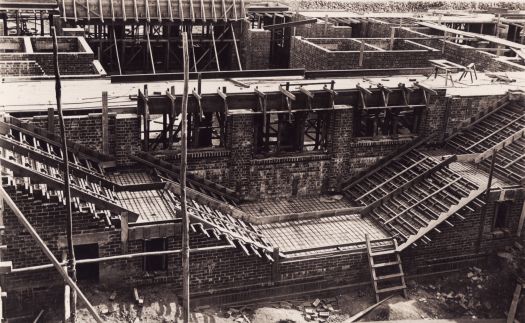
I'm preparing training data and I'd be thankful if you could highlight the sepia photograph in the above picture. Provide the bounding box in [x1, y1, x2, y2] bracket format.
[0, 0, 524, 321]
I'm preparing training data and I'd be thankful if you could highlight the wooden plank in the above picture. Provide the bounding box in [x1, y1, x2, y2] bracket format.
[122, 0, 126, 21]
[189, 0, 195, 22]
[199, 0, 205, 20]
[109, 0, 115, 21]
[263, 18, 318, 30]
[145, 23, 156, 73]
[506, 284, 522, 323]
[231, 24, 242, 70]
[178, 0, 184, 20]
[98, 0, 104, 22]
[133, 0, 138, 21]
[144, 0, 150, 22]
[156, 0, 161, 21]
[211, 0, 217, 22]
[210, 25, 220, 71]
[167, 0, 173, 21]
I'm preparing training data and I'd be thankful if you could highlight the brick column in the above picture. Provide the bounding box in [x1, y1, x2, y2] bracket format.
[327, 107, 353, 191]
[227, 114, 254, 199]
[115, 114, 141, 166]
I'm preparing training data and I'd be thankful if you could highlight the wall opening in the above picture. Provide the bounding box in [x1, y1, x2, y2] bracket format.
[74, 243, 100, 282]
[144, 238, 168, 272]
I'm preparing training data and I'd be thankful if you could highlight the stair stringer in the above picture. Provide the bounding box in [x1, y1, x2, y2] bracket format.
[396, 186, 486, 252]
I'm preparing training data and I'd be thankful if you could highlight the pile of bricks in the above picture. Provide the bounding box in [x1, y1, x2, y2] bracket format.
[302, 298, 340, 322]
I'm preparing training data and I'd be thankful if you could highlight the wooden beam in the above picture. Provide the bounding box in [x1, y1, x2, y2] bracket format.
[189, 0, 195, 22]
[98, 0, 104, 22]
[156, 0, 161, 21]
[231, 25, 242, 70]
[112, 27, 122, 74]
[109, 0, 115, 21]
[199, 0, 205, 20]
[73, 0, 77, 21]
[144, 0, 151, 22]
[122, 0, 127, 21]
[145, 23, 156, 73]
[263, 18, 318, 30]
[210, 25, 220, 71]
[180, 31, 191, 323]
[211, 0, 217, 22]
[167, 0, 173, 21]
[133, 0, 138, 22]
[0, 186, 104, 323]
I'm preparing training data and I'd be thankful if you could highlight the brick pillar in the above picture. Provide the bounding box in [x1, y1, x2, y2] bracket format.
[227, 114, 254, 199]
[327, 107, 353, 191]
[418, 89, 447, 144]
[115, 114, 141, 166]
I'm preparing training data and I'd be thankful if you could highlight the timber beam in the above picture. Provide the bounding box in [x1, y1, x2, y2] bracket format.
[137, 85, 428, 116]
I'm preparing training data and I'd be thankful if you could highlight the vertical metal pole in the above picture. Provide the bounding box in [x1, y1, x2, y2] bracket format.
[52, 26, 77, 323]
[181, 31, 190, 323]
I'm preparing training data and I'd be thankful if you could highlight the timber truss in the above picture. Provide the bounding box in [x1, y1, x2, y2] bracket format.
[136, 80, 435, 156]
[57, 0, 245, 73]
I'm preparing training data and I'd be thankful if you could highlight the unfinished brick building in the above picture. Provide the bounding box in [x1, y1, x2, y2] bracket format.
[0, 0, 524, 321]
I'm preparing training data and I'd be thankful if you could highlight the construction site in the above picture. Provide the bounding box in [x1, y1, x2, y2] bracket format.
[0, 0, 524, 322]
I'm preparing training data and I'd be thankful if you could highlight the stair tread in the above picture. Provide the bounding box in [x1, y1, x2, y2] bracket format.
[375, 273, 404, 281]
[372, 261, 400, 268]
[377, 285, 407, 293]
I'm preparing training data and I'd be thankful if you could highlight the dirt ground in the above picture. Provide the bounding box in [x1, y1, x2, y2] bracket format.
[37, 266, 518, 323]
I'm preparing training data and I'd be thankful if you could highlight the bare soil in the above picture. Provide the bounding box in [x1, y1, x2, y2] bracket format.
[38, 266, 515, 323]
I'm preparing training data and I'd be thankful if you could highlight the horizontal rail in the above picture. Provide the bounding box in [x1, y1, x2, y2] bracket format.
[111, 69, 306, 83]
[10, 245, 235, 273]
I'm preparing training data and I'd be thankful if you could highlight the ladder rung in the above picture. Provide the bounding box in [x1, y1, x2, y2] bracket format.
[377, 285, 407, 293]
[375, 273, 404, 281]
[371, 250, 396, 257]
[372, 261, 400, 268]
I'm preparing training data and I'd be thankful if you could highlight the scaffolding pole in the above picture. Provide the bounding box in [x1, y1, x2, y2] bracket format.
[181, 31, 190, 323]
[51, 26, 78, 323]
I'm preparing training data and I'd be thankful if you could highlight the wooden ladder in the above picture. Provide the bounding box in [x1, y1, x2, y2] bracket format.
[366, 235, 408, 302]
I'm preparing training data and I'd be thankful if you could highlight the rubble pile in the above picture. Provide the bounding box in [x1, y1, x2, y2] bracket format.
[421, 266, 492, 316]
[302, 298, 340, 322]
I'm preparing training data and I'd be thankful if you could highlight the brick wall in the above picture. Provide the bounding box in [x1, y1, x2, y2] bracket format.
[31, 113, 116, 154]
[115, 114, 141, 166]
[327, 108, 354, 190]
[397, 27, 525, 72]
[2, 185, 273, 314]
[293, 14, 353, 38]
[290, 37, 439, 70]
[28, 113, 140, 166]
[240, 21, 271, 70]
[227, 114, 254, 197]
[249, 154, 331, 199]
[166, 150, 231, 188]
[419, 90, 506, 143]
[345, 137, 415, 179]
[0, 52, 97, 75]
[402, 190, 525, 274]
